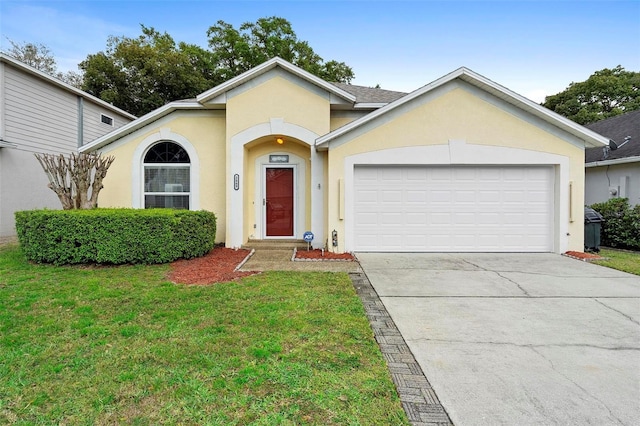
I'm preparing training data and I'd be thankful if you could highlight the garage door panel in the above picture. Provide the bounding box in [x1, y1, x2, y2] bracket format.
[381, 212, 403, 224]
[354, 166, 553, 252]
[356, 189, 378, 202]
[406, 168, 428, 181]
[453, 212, 475, 224]
[406, 212, 427, 224]
[407, 190, 427, 202]
[382, 168, 402, 181]
[431, 190, 453, 203]
[431, 212, 452, 225]
[356, 212, 377, 225]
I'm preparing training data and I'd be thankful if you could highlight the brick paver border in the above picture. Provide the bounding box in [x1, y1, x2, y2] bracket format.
[350, 272, 453, 426]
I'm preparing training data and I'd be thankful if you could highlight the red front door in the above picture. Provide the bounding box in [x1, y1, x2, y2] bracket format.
[265, 167, 294, 237]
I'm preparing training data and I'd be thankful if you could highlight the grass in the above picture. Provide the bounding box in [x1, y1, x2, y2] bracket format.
[593, 248, 640, 276]
[0, 244, 408, 425]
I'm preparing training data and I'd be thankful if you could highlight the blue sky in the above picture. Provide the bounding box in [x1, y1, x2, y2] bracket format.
[1, 0, 638, 102]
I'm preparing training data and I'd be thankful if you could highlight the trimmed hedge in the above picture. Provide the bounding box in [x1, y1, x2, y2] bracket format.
[15, 209, 216, 265]
[590, 198, 640, 250]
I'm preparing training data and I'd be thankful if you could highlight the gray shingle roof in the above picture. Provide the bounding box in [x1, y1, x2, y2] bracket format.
[585, 110, 640, 163]
[330, 82, 407, 104]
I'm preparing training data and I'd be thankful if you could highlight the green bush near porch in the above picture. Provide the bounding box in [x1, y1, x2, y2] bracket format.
[15, 209, 216, 265]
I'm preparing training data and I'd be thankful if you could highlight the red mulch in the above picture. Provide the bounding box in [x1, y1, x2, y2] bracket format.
[295, 249, 355, 261]
[564, 251, 603, 261]
[168, 247, 257, 285]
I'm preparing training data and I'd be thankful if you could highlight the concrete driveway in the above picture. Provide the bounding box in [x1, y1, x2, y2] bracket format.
[357, 253, 640, 426]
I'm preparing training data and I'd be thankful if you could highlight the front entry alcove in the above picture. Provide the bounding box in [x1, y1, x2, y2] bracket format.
[245, 137, 310, 241]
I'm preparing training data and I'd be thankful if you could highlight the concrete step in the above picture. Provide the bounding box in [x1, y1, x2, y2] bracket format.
[243, 239, 310, 250]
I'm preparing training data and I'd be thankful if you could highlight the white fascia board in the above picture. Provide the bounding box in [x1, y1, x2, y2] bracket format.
[79, 101, 202, 152]
[196, 57, 356, 104]
[354, 103, 387, 109]
[0, 53, 136, 120]
[316, 67, 610, 149]
[586, 156, 640, 167]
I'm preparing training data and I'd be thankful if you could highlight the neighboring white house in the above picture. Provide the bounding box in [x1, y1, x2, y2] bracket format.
[585, 110, 640, 206]
[0, 53, 136, 237]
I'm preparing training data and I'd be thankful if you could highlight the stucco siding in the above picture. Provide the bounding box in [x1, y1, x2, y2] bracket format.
[585, 164, 640, 206]
[224, 72, 331, 246]
[226, 74, 330, 138]
[97, 112, 227, 243]
[326, 85, 586, 252]
[330, 111, 370, 131]
[4, 64, 78, 154]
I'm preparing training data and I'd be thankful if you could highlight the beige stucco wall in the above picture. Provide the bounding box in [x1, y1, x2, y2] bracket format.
[326, 86, 586, 252]
[330, 117, 357, 131]
[226, 73, 331, 244]
[226, 75, 330, 138]
[97, 112, 228, 243]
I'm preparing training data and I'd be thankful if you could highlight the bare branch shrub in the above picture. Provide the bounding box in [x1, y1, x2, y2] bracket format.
[34, 152, 115, 209]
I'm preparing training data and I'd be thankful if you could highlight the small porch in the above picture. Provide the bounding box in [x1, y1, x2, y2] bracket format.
[227, 119, 327, 249]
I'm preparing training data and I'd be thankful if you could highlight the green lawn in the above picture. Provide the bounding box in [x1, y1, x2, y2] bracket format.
[593, 248, 640, 276]
[0, 244, 408, 425]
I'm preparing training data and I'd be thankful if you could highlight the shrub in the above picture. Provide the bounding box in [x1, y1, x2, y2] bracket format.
[15, 209, 216, 265]
[590, 198, 640, 250]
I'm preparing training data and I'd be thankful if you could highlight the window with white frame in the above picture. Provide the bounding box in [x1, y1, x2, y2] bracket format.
[143, 141, 190, 209]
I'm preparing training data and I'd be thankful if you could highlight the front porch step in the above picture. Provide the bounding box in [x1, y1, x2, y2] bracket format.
[243, 239, 310, 250]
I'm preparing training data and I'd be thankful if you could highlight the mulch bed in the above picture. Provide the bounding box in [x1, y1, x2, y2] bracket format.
[168, 247, 257, 285]
[564, 250, 604, 261]
[294, 249, 355, 261]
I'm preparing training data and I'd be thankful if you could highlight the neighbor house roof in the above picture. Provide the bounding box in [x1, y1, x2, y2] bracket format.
[585, 110, 640, 166]
[0, 53, 137, 121]
[317, 67, 610, 150]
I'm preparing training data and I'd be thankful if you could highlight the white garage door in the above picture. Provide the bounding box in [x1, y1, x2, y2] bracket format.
[353, 166, 554, 252]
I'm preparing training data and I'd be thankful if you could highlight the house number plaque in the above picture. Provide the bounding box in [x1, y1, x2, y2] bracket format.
[269, 155, 289, 163]
[233, 174, 239, 190]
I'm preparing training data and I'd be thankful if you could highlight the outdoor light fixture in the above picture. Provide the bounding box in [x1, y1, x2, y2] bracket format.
[276, 137, 284, 145]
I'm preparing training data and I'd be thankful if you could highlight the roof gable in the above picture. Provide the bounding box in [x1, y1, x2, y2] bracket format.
[317, 67, 609, 150]
[82, 57, 358, 152]
[196, 57, 356, 106]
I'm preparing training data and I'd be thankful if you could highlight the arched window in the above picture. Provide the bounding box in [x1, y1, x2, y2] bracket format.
[143, 141, 190, 209]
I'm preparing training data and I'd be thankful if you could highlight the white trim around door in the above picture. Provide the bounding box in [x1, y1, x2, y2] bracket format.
[254, 152, 306, 240]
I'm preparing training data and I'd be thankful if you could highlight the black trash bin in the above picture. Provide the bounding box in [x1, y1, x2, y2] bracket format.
[584, 207, 604, 252]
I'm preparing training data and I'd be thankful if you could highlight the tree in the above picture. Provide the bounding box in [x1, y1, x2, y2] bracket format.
[34, 152, 115, 210]
[207, 17, 354, 83]
[80, 26, 215, 116]
[2, 38, 83, 88]
[543, 66, 640, 124]
[80, 18, 355, 116]
[4, 39, 57, 74]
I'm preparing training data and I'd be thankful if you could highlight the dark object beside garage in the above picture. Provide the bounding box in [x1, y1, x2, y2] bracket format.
[584, 207, 604, 252]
